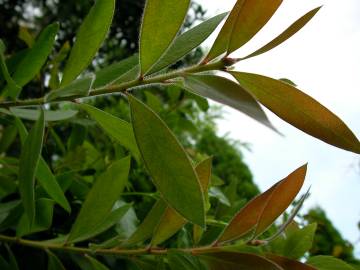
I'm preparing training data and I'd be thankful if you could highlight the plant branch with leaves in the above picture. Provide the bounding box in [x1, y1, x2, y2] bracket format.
[0, 0, 359, 269]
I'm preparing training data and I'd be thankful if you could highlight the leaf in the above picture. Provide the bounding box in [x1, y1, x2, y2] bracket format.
[17, 198, 54, 237]
[140, 0, 190, 74]
[168, 251, 206, 270]
[61, 0, 116, 86]
[209, 187, 231, 206]
[231, 72, 360, 154]
[73, 255, 109, 270]
[14, 117, 71, 212]
[151, 207, 186, 247]
[254, 164, 307, 237]
[217, 182, 278, 243]
[18, 26, 35, 48]
[184, 75, 276, 132]
[307, 256, 356, 270]
[47, 251, 66, 270]
[67, 156, 130, 243]
[266, 254, 316, 270]
[4, 23, 58, 99]
[18, 110, 45, 225]
[46, 76, 94, 101]
[242, 7, 321, 60]
[77, 204, 131, 242]
[217, 165, 307, 243]
[9, 108, 78, 122]
[80, 104, 140, 160]
[0, 44, 20, 95]
[149, 158, 212, 246]
[199, 252, 282, 270]
[125, 199, 167, 245]
[282, 223, 317, 259]
[93, 55, 139, 88]
[205, 0, 282, 61]
[148, 12, 228, 74]
[0, 245, 19, 270]
[129, 95, 205, 227]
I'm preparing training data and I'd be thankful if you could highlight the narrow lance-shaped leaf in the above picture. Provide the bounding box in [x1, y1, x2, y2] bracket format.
[125, 199, 167, 245]
[47, 250, 66, 270]
[231, 72, 360, 154]
[205, 0, 282, 62]
[148, 12, 228, 74]
[14, 117, 71, 212]
[16, 198, 54, 237]
[254, 164, 307, 237]
[217, 165, 307, 243]
[129, 95, 205, 227]
[18, 110, 45, 225]
[46, 76, 94, 101]
[4, 23, 58, 99]
[0, 41, 20, 95]
[61, 0, 115, 86]
[10, 108, 78, 122]
[80, 104, 140, 161]
[151, 158, 212, 246]
[140, 0, 190, 74]
[67, 156, 130, 243]
[184, 74, 277, 132]
[216, 182, 278, 243]
[93, 55, 139, 88]
[199, 252, 282, 270]
[241, 6, 322, 60]
[266, 254, 317, 270]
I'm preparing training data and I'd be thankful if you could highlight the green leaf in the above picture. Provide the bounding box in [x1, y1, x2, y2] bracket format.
[9, 108, 78, 122]
[266, 254, 316, 270]
[282, 223, 317, 259]
[47, 251, 66, 270]
[199, 252, 282, 270]
[93, 55, 139, 88]
[18, 110, 45, 225]
[307, 256, 355, 270]
[217, 165, 307, 243]
[14, 117, 71, 212]
[205, 0, 282, 61]
[4, 23, 58, 98]
[231, 72, 360, 154]
[125, 199, 167, 245]
[80, 104, 140, 160]
[67, 156, 130, 243]
[168, 251, 206, 270]
[151, 207, 186, 246]
[17, 198, 54, 237]
[61, 0, 116, 86]
[184, 75, 276, 132]
[73, 255, 109, 270]
[148, 12, 228, 74]
[46, 76, 93, 101]
[77, 203, 131, 242]
[18, 26, 35, 48]
[0, 43, 20, 95]
[0, 245, 19, 270]
[129, 95, 205, 227]
[242, 7, 321, 60]
[140, 0, 190, 74]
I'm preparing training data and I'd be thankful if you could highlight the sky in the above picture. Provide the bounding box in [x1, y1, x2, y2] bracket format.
[196, 0, 360, 255]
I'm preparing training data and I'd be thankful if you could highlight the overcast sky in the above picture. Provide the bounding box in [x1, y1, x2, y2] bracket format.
[196, 0, 360, 255]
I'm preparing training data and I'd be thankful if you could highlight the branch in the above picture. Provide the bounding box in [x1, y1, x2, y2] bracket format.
[0, 60, 226, 109]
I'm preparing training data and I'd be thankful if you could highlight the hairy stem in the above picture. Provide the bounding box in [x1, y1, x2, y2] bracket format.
[0, 234, 221, 257]
[0, 60, 226, 109]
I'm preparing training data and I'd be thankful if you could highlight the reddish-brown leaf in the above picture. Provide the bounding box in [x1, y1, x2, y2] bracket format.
[231, 72, 360, 154]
